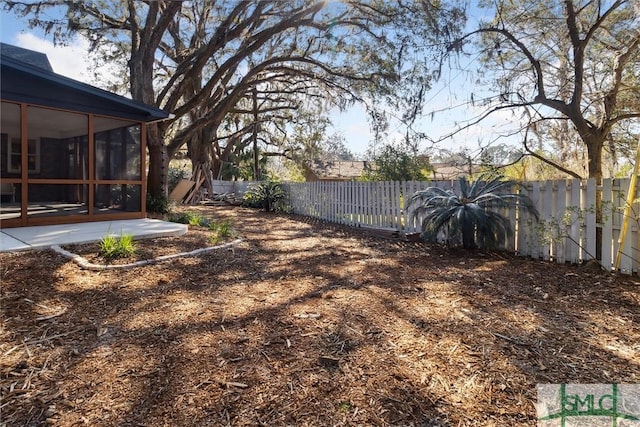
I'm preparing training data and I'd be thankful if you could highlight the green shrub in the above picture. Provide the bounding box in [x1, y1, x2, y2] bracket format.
[99, 233, 137, 259]
[167, 212, 189, 224]
[167, 211, 211, 227]
[242, 191, 263, 209]
[209, 220, 233, 245]
[188, 214, 210, 227]
[243, 180, 285, 212]
[209, 220, 234, 245]
[146, 194, 170, 214]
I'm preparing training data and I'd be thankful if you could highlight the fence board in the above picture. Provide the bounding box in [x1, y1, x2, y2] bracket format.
[541, 181, 553, 261]
[584, 179, 597, 261]
[633, 184, 640, 274]
[404, 181, 414, 232]
[402, 181, 411, 232]
[393, 181, 401, 230]
[505, 182, 517, 252]
[566, 179, 581, 264]
[601, 179, 613, 270]
[356, 182, 363, 225]
[337, 182, 343, 224]
[515, 183, 527, 255]
[531, 181, 542, 259]
[374, 182, 381, 227]
[633, 183, 640, 274]
[383, 182, 390, 228]
[555, 180, 566, 263]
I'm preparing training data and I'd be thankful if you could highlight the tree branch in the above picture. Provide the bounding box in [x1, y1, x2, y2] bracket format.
[522, 126, 584, 179]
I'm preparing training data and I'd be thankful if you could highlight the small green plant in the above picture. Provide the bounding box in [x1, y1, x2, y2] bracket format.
[167, 212, 188, 224]
[188, 214, 209, 227]
[243, 179, 285, 212]
[99, 233, 137, 259]
[167, 211, 211, 227]
[338, 401, 352, 412]
[209, 220, 234, 244]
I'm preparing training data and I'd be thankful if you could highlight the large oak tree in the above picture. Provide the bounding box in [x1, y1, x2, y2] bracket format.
[5, 0, 464, 198]
[454, 0, 639, 181]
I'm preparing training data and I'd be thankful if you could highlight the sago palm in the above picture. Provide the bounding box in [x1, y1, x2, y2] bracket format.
[245, 179, 285, 212]
[409, 173, 538, 250]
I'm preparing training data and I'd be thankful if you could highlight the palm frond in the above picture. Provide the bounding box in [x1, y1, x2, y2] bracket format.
[408, 173, 538, 249]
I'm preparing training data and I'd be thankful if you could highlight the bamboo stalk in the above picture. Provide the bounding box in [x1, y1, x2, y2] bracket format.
[614, 135, 640, 270]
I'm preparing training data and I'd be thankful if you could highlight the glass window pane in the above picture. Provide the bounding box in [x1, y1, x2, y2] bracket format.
[94, 184, 141, 214]
[94, 117, 141, 181]
[1, 102, 21, 179]
[27, 106, 88, 179]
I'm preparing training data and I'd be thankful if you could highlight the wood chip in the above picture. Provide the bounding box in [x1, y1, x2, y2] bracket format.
[294, 312, 321, 319]
[225, 381, 248, 389]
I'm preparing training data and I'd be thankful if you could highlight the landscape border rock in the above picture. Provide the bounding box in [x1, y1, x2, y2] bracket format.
[50, 238, 243, 271]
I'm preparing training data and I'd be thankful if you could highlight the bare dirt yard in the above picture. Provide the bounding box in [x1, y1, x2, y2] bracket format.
[1, 205, 639, 426]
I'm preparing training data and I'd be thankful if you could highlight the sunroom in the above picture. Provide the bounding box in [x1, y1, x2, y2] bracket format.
[0, 44, 170, 227]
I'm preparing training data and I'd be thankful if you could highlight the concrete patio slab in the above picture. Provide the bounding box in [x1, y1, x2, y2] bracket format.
[0, 232, 31, 252]
[0, 219, 188, 252]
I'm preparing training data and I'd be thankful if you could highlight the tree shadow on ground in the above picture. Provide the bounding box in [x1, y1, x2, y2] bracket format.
[1, 206, 638, 426]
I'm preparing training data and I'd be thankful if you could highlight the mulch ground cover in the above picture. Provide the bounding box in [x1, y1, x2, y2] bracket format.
[1, 205, 638, 426]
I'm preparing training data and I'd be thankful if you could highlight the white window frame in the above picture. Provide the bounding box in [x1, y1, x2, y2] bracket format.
[7, 137, 40, 174]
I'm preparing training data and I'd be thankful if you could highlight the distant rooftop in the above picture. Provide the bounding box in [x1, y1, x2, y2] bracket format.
[430, 162, 482, 180]
[304, 158, 368, 181]
[0, 43, 53, 72]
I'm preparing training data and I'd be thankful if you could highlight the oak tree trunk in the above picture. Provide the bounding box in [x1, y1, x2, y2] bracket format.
[130, 41, 170, 201]
[585, 135, 604, 260]
[147, 124, 169, 199]
[188, 134, 213, 175]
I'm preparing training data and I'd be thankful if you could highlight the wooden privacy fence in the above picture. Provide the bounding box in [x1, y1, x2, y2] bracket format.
[284, 179, 640, 275]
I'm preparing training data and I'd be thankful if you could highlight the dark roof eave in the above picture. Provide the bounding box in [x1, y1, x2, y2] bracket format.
[1, 56, 170, 122]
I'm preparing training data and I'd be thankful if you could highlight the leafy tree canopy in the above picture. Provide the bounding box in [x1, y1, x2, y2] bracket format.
[362, 142, 431, 182]
[5, 0, 466, 196]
